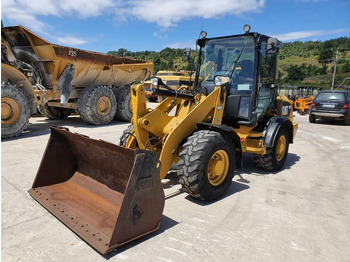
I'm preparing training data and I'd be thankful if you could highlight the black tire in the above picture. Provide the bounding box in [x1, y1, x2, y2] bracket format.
[38, 105, 72, 120]
[119, 124, 134, 146]
[1, 83, 30, 138]
[113, 84, 132, 121]
[309, 114, 316, 123]
[78, 86, 116, 125]
[147, 96, 158, 103]
[298, 109, 305, 115]
[344, 118, 350, 126]
[177, 130, 236, 201]
[254, 127, 289, 171]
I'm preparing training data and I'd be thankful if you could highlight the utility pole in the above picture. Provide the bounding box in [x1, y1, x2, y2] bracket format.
[331, 50, 338, 90]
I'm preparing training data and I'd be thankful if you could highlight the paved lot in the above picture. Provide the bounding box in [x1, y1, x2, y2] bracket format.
[2, 113, 350, 261]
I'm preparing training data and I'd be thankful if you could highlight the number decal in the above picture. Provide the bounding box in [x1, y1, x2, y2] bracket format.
[68, 50, 77, 57]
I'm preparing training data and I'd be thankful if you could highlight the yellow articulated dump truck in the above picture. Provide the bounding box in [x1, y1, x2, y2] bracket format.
[1, 25, 153, 138]
[28, 25, 298, 254]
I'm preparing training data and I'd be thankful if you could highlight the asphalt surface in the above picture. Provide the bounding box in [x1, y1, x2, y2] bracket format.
[2, 112, 350, 262]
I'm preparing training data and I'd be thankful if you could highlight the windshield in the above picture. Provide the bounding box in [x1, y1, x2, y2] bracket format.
[315, 92, 346, 102]
[198, 35, 256, 83]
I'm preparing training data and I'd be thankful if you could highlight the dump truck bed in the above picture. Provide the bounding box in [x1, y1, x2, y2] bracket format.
[2, 26, 153, 88]
[2, 25, 145, 65]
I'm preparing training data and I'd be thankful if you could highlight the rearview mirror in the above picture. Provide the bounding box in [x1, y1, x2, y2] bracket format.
[183, 48, 191, 62]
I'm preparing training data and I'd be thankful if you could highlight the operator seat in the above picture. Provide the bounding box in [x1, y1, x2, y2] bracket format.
[224, 59, 255, 125]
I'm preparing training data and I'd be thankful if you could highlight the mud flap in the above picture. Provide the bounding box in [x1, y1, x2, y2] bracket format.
[28, 127, 165, 254]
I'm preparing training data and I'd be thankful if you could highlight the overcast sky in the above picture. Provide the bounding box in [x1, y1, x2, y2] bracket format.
[1, 0, 350, 53]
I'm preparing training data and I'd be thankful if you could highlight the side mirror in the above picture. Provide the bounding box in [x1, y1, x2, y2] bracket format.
[214, 76, 230, 86]
[267, 38, 278, 54]
[183, 48, 191, 62]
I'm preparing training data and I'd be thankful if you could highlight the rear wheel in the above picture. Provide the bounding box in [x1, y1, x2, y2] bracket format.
[38, 105, 72, 120]
[1, 83, 30, 138]
[178, 130, 235, 201]
[254, 127, 289, 171]
[344, 118, 350, 126]
[309, 114, 316, 123]
[78, 86, 116, 125]
[113, 84, 132, 121]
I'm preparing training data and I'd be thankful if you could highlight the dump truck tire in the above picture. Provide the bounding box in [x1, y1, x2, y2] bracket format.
[254, 127, 289, 171]
[38, 105, 72, 120]
[1, 82, 30, 138]
[78, 86, 116, 125]
[178, 130, 235, 201]
[113, 85, 132, 121]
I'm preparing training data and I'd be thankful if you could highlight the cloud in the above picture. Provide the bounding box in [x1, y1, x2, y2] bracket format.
[165, 40, 196, 49]
[2, 0, 266, 46]
[54, 36, 88, 46]
[2, 0, 50, 32]
[58, 0, 115, 18]
[127, 0, 266, 28]
[273, 29, 349, 41]
[3, 0, 266, 31]
[2, 0, 115, 33]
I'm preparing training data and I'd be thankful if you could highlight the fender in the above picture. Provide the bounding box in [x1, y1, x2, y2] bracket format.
[1, 63, 37, 114]
[263, 116, 294, 148]
[197, 122, 243, 168]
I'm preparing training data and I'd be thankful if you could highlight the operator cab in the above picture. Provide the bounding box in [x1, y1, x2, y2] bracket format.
[195, 26, 279, 127]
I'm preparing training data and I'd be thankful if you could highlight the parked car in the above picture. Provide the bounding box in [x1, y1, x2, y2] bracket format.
[309, 90, 350, 125]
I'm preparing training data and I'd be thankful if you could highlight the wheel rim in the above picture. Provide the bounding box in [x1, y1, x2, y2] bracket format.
[276, 135, 287, 162]
[97, 96, 111, 116]
[1, 97, 20, 125]
[207, 150, 229, 186]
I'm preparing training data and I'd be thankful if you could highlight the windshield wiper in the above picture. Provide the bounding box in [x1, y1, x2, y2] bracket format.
[228, 40, 248, 79]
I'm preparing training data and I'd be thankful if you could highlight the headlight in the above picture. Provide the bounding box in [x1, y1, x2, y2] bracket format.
[151, 77, 159, 87]
[243, 24, 251, 34]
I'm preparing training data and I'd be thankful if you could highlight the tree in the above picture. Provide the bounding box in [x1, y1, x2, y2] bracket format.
[286, 65, 306, 82]
[318, 41, 334, 64]
[341, 60, 350, 73]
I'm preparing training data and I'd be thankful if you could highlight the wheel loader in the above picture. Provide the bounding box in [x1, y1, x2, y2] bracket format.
[29, 25, 298, 254]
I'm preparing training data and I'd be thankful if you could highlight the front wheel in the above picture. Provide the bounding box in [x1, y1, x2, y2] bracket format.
[178, 130, 236, 201]
[1, 83, 30, 138]
[254, 127, 289, 171]
[119, 124, 135, 147]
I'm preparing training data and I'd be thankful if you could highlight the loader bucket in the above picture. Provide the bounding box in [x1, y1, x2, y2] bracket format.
[28, 127, 165, 254]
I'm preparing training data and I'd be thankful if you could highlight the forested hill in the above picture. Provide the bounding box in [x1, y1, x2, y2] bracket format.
[108, 37, 350, 88]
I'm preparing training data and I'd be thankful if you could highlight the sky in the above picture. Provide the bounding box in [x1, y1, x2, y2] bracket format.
[1, 0, 350, 54]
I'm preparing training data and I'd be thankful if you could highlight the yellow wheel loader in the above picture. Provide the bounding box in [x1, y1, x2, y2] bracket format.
[29, 25, 298, 254]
